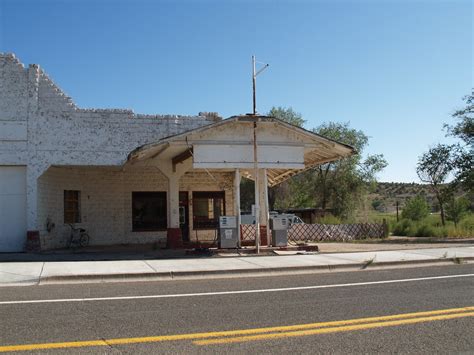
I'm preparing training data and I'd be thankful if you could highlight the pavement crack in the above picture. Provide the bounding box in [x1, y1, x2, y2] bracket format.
[101, 337, 115, 350]
[38, 262, 45, 284]
[101, 337, 125, 354]
[143, 260, 158, 272]
[237, 258, 267, 267]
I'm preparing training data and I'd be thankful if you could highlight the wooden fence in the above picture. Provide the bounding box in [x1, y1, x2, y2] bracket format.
[240, 222, 387, 244]
[240, 224, 258, 245]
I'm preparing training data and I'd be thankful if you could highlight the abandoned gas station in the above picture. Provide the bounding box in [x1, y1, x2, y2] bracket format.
[126, 115, 355, 251]
[0, 53, 357, 252]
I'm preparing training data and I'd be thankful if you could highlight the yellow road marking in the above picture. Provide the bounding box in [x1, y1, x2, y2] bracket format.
[0, 306, 473, 352]
[195, 311, 474, 345]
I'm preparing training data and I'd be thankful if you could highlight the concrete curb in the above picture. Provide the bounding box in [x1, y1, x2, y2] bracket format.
[38, 257, 474, 285]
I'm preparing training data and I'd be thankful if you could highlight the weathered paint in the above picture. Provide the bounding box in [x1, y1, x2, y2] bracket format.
[0, 53, 220, 249]
[193, 144, 305, 169]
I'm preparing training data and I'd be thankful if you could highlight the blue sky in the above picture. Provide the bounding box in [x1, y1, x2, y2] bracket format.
[0, 0, 472, 182]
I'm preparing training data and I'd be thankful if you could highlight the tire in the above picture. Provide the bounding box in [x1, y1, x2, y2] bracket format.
[79, 233, 90, 248]
[66, 236, 73, 249]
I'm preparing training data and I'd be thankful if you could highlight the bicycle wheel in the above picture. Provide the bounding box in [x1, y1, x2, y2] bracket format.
[66, 236, 73, 249]
[79, 233, 90, 248]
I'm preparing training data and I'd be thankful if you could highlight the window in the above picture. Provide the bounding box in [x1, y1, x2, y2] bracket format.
[64, 190, 81, 224]
[132, 192, 167, 231]
[192, 191, 225, 229]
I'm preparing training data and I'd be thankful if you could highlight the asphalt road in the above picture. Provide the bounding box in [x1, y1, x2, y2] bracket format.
[0, 264, 473, 354]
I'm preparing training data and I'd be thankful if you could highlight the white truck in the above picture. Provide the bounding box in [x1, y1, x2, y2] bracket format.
[270, 212, 304, 226]
[240, 212, 304, 225]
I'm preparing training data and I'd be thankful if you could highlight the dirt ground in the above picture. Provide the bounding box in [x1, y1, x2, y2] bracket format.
[315, 237, 474, 253]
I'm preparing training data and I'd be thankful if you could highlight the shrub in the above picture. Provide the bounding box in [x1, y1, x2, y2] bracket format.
[392, 219, 413, 236]
[318, 215, 342, 225]
[392, 213, 473, 238]
[412, 223, 437, 238]
[459, 213, 474, 232]
[445, 197, 470, 227]
[436, 227, 449, 238]
[371, 200, 383, 211]
[445, 226, 466, 238]
[401, 195, 430, 221]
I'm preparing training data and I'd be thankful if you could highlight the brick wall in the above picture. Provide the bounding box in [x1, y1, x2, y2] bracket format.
[37, 166, 234, 249]
[0, 54, 28, 121]
[0, 53, 214, 168]
[0, 54, 29, 164]
[0, 53, 219, 236]
[180, 171, 235, 242]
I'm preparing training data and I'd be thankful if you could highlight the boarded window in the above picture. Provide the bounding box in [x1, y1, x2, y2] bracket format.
[192, 191, 225, 229]
[132, 192, 167, 231]
[64, 190, 81, 224]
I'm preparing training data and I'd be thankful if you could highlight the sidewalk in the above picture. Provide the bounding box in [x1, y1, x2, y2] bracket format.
[1, 246, 473, 286]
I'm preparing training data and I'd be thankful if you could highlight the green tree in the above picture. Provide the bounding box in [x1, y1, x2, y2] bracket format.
[401, 195, 430, 221]
[416, 144, 453, 226]
[445, 197, 469, 227]
[446, 89, 474, 146]
[239, 177, 255, 212]
[285, 122, 387, 219]
[267, 107, 306, 210]
[241, 108, 387, 219]
[268, 106, 306, 127]
[445, 90, 474, 192]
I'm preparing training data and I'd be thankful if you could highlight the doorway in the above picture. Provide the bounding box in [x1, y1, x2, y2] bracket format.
[179, 192, 189, 242]
[0, 166, 27, 252]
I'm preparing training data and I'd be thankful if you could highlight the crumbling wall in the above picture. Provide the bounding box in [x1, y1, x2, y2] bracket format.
[0, 54, 29, 164]
[0, 52, 214, 168]
[1, 53, 221, 247]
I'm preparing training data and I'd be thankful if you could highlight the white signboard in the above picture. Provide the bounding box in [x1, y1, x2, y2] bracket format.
[193, 144, 305, 169]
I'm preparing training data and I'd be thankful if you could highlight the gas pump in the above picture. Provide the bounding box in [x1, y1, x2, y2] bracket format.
[270, 216, 289, 247]
[218, 216, 239, 249]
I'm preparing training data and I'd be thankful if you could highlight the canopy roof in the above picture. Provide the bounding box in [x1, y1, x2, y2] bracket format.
[126, 115, 356, 187]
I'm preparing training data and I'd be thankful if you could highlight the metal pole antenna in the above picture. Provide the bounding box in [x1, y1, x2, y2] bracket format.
[251, 55, 269, 254]
[252, 55, 269, 115]
[252, 56, 259, 252]
[252, 55, 257, 115]
[253, 120, 260, 253]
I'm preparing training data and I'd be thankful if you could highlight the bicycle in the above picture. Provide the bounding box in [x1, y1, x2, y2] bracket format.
[67, 224, 90, 248]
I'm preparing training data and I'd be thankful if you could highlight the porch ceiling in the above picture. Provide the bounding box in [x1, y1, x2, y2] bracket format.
[125, 115, 356, 187]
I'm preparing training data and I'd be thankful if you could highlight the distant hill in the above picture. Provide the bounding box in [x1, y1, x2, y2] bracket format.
[370, 182, 440, 213]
